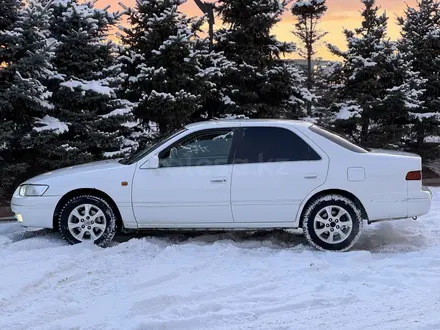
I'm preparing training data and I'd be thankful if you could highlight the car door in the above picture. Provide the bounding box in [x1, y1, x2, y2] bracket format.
[132, 128, 238, 226]
[230, 125, 329, 223]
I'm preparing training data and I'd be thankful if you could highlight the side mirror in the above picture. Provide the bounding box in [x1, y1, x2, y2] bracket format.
[140, 155, 159, 169]
[148, 155, 159, 169]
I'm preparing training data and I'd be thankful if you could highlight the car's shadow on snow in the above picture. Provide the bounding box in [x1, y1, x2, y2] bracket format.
[4, 218, 431, 253]
[112, 228, 310, 249]
[110, 219, 434, 252]
[5, 225, 309, 249]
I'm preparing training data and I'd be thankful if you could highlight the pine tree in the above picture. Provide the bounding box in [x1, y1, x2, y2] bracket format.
[326, 0, 424, 148]
[214, 0, 312, 119]
[397, 0, 440, 154]
[0, 0, 22, 67]
[188, 39, 238, 121]
[116, 0, 233, 138]
[291, 0, 328, 116]
[312, 60, 342, 122]
[36, 0, 136, 169]
[0, 0, 57, 200]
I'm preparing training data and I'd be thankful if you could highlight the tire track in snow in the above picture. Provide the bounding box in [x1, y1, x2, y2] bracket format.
[0, 189, 440, 329]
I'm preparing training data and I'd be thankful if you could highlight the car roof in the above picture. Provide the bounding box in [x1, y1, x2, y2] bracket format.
[184, 119, 314, 130]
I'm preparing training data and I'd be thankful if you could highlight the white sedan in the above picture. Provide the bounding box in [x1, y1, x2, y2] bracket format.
[10, 119, 432, 251]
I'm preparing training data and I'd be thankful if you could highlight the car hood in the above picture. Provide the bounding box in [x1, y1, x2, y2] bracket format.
[25, 159, 126, 183]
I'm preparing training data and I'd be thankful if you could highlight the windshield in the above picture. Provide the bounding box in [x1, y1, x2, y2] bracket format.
[119, 127, 187, 165]
[309, 124, 370, 153]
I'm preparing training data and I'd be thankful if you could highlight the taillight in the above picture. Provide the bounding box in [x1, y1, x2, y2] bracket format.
[406, 170, 422, 181]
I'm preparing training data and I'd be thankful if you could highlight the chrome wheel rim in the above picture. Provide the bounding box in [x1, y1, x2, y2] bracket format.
[67, 204, 107, 241]
[313, 205, 353, 244]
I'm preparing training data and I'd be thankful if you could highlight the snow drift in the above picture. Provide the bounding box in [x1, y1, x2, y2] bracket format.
[1, 188, 440, 330]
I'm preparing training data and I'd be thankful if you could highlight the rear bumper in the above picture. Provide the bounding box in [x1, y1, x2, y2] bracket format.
[407, 187, 432, 218]
[10, 195, 60, 229]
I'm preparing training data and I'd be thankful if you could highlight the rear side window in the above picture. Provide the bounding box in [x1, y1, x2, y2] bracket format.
[309, 125, 369, 153]
[233, 126, 321, 164]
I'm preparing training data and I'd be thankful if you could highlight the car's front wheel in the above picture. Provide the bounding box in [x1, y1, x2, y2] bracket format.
[58, 195, 117, 247]
[302, 194, 363, 251]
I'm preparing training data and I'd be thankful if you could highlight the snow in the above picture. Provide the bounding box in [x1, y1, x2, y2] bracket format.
[335, 103, 362, 120]
[101, 107, 132, 118]
[292, 0, 325, 7]
[410, 112, 440, 120]
[353, 55, 377, 68]
[33, 115, 69, 134]
[222, 95, 235, 105]
[103, 146, 132, 158]
[218, 114, 249, 120]
[1, 188, 440, 329]
[425, 136, 440, 143]
[60, 144, 77, 151]
[61, 80, 114, 97]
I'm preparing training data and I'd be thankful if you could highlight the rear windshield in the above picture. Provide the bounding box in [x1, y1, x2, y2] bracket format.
[309, 125, 369, 153]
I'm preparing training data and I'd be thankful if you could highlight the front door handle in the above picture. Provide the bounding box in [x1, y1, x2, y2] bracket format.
[210, 177, 227, 183]
[304, 174, 318, 179]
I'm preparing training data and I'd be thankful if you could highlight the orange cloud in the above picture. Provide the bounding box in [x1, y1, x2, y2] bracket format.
[98, 0, 418, 60]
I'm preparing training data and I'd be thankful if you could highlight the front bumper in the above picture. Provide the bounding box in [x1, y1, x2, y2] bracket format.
[10, 195, 60, 229]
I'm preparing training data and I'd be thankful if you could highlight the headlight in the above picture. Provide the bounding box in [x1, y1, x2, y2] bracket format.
[18, 184, 49, 196]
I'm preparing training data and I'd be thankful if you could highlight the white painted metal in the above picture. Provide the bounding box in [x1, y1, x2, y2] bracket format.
[229, 122, 329, 223]
[132, 164, 234, 224]
[10, 119, 432, 239]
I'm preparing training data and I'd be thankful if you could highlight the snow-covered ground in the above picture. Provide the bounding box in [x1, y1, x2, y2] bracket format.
[2, 189, 440, 330]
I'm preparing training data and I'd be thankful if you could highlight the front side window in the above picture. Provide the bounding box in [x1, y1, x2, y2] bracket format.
[120, 127, 187, 165]
[159, 129, 235, 167]
[234, 126, 321, 164]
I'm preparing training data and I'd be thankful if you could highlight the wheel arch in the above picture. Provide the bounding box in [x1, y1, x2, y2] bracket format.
[298, 189, 368, 227]
[53, 188, 122, 232]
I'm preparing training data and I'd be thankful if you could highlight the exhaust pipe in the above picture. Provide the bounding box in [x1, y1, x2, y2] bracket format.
[412, 216, 418, 220]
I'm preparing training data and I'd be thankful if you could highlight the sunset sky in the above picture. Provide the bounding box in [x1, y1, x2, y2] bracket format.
[97, 0, 418, 60]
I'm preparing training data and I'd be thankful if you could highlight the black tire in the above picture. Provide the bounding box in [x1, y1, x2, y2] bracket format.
[302, 194, 363, 251]
[58, 195, 117, 247]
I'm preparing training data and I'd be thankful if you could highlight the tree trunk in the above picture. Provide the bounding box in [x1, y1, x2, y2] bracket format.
[361, 116, 370, 146]
[306, 51, 313, 116]
[159, 121, 168, 137]
[416, 123, 425, 149]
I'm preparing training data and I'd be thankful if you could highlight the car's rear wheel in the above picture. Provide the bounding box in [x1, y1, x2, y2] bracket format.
[302, 194, 363, 251]
[58, 195, 117, 247]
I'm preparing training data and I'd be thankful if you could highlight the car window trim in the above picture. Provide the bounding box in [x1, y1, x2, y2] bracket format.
[232, 126, 322, 164]
[308, 124, 369, 153]
[157, 127, 239, 168]
[121, 127, 188, 165]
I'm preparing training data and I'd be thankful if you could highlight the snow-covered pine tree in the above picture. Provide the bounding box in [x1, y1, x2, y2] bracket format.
[38, 0, 136, 169]
[326, 0, 424, 149]
[311, 60, 342, 122]
[291, 0, 328, 116]
[188, 39, 238, 121]
[397, 0, 440, 154]
[0, 0, 57, 200]
[0, 0, 22, 203]
[0, 0, 21, 67]
[215, 0, 312, 119]
[116, 0, 231, 137]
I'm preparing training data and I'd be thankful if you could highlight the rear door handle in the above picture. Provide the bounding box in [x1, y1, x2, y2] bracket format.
[304, 174, 318, 179]
[210, 177, 227, 183]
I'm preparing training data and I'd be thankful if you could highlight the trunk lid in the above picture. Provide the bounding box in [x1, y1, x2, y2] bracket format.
[369, 148, 421, 158]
